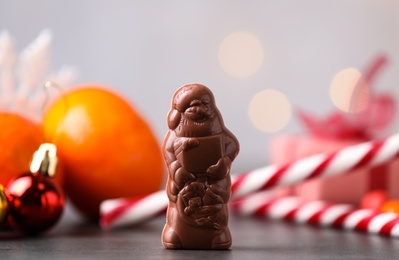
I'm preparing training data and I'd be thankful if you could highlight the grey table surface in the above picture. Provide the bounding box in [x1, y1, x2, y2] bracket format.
[1, 203, 399, 260]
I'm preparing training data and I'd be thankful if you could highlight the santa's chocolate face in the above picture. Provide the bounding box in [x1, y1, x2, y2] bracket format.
[184, 96, 212, 123]
[170, 84, 222, 137]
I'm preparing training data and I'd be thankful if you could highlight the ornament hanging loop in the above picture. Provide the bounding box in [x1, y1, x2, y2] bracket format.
[42, 81, 68, 118]
[42, 81, 69, 142]
[30, 80, 66, 177]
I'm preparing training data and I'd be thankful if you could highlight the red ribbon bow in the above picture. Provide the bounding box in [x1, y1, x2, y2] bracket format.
[298, 55, 396, 141]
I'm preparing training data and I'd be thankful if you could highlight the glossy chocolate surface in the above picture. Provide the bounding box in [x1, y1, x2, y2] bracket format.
[162, 83, 239, 249]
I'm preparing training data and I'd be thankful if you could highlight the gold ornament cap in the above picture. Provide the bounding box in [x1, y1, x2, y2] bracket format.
[0, 184, 8, 225]
[30, 143, 58, 177]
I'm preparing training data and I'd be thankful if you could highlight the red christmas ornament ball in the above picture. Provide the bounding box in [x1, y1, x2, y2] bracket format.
[360, 190, 389, 211]
[5, 172, 65, 234]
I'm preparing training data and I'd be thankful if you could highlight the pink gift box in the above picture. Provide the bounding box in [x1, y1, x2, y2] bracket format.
[269, 135, 398, 204]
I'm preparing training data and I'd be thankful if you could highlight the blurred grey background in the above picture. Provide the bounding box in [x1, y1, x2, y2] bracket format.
[1, 0, 398, 173]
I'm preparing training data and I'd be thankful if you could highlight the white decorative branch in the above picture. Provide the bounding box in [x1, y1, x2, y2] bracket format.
[0, 29, 78, 121]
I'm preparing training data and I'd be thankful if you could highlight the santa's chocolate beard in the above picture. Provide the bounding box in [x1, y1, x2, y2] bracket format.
[177, 116, 221, 137]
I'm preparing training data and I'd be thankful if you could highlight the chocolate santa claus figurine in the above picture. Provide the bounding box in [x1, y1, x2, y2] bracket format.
[162, 83, 239, 249]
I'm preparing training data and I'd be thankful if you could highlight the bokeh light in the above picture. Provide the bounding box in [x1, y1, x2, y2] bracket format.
[218, 31, 265, 78]
[248, 89, 292, 132]
[330, 68, 369, 113]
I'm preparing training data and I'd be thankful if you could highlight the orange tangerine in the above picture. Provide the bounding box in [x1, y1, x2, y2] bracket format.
[43, 84, 164, 220]
[380, 200, 399, 214]
[0, 112, 44, 186]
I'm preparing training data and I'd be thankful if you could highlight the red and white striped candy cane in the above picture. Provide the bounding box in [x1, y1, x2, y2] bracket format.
[232, 191, 399, 237]
[100, 132, 399, 230]
[231, 132, 399, 198]
[100, 190, 167, 229]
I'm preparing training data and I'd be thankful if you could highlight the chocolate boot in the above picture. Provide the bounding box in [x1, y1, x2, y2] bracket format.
[162, 223, 182, 249]
[211, 227, 232, 249]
